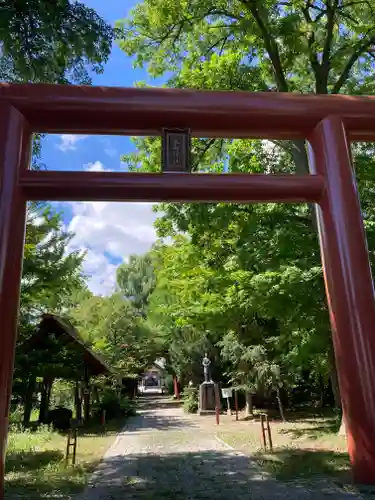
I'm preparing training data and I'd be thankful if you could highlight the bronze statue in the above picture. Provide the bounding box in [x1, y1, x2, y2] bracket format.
[202, 352, 211, 383]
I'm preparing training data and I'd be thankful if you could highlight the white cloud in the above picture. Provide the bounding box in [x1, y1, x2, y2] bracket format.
[57, 134, 88, 152]
[81, 249, 118, 296]
[66, 201, 160, 296]
[83, 161, 107, 172]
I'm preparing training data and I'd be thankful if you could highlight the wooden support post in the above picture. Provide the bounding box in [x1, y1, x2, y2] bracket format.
[215, 385, 221, 425]
[38, 376, 53, 424]
[309, 117, 375, 483]
[266, 415, 273, 452]
[215, 405, 220, 426]
[101, 410, 106, 427]
[226, 397, 231, 416]
[83, 367, 90, 424]
[74, 382, 82, 422]
[23, 375, 36, 427]
[65, 427, 78, 466]
[38, 377, 48, 424]
[260, 414, 267, 450]
[260, 413, 273, 452]
[0, 103, 29, 500]
[234, 390, 239, 421]
[173, 376, 180, 400]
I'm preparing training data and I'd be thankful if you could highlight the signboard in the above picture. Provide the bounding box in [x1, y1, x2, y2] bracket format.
[162, 128, 191, 173]
[221, 387, 233, 398]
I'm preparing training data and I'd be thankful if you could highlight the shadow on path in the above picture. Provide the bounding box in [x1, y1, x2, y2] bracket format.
[81, 397, 368, 500]
[122, 396, 197, 434]
[84, 450, 365, 500]
[137, 395, 182, 410]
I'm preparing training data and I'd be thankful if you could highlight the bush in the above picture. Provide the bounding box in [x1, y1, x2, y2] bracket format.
[7, 425, 54, 460]
[182, 388, 198, 413]
[50, 379, 74, 410]
[164, 375, 175, 395]
[119, 397, 136, 418]
[8, 405, 24, 429]
[92, 389, 136, 420]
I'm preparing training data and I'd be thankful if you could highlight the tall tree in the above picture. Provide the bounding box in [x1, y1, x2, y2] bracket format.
[1, 0, 115, 171]
[116, 253, 156, 315]
[118, 0, 375, 191]
[69, 292, 159, 376]
[20, 203, 86, 333]
[148, 238, 239, 385]
[118, 0, 375, 408]
[0, 0, 115, 84]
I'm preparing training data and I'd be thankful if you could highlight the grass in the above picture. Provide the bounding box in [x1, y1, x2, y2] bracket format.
[215, 409, 351, 482]
[5, 421, 123, 500]
[252, 449, 350, 482]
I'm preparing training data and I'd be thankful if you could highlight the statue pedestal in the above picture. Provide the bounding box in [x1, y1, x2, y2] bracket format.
[198, 382, 220, 415]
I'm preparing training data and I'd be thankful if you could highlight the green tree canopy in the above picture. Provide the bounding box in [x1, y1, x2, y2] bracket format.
[1, 0, 115, 83]
[20, 203, 86, 332]
[69, 292, 160, 377]
[116, 253, 156, 314]
[116, 0, 375, 406]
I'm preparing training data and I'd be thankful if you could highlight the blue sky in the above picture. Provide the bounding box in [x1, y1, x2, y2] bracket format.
[42, 0, 164, 295]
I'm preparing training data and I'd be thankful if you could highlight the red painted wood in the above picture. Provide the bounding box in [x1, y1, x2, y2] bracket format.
[0, 83, 375, 489]
[0, 104, 29, 497]
[19, 171, 325, 203]
[173, 377, 180, 400]
[0, 83, 375, 139]
[309, 116, 375, 484]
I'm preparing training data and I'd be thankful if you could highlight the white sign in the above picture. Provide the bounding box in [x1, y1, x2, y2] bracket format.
[221, 387, 233, 398]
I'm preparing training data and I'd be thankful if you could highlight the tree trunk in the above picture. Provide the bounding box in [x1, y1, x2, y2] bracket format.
[245, 391, 253, 417]
[276, 388, 286, 422]
[290, 139, 310, 175]
[23, 375, 36, 427]
[83, 388, 90, 424]
[289, 139, 320, 233]
[38, 375, 53, 424]
[319, 375, 325, 408]
[39, 380, 47, 424]
[83, 371, 91, 424]
[46, 378, 53, 410]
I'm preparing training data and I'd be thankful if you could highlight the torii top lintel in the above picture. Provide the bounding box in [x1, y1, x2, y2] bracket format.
[1, 83, 375, 140]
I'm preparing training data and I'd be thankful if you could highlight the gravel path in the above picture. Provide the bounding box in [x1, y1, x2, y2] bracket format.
[80, 397, 371, 500]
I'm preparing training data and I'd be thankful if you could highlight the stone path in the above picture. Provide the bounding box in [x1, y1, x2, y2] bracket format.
[80, 397, 371, 500]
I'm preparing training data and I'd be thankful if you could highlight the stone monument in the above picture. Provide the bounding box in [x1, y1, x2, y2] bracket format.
[198, 353, 220, 415]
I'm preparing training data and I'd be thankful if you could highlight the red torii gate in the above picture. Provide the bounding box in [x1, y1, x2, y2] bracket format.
[1, 84, 375, 494]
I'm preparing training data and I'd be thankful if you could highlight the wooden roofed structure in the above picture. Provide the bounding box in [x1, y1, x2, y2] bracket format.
[33, 313, 112, 376]
[17, 313, 114, 426]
